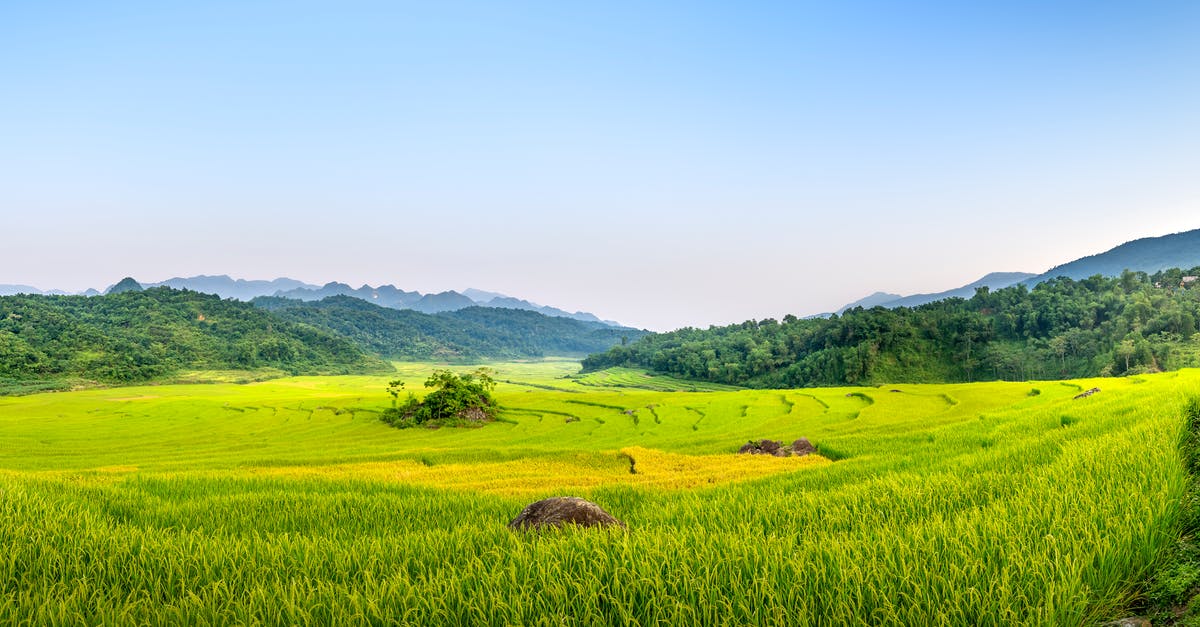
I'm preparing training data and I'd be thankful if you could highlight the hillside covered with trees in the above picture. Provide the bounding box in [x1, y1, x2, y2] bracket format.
[253, 296, 645, 361]
[0, 289, 388, 388]
[583, 268, 1200, 388]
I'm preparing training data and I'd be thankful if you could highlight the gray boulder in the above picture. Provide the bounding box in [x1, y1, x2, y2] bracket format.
[738, 438, 820, 457]
[508, 497, 624, 531]
[759, 439, 782, 455]
[1073, 387, 1101, 400]
[791, 437, 817, 456]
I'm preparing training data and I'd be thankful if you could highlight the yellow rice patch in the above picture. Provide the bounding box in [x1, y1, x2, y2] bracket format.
[250, 446, 831, 496]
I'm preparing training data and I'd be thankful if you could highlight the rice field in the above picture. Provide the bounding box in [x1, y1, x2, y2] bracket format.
[0, 361, 1194, 625]
[565, 366, 744, 392]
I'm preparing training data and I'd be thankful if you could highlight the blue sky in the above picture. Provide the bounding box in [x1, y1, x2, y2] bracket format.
[2, 1, 1198, 330]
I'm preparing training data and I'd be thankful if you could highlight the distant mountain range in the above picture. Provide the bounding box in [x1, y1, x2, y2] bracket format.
[835, 227, 1200, 313]
[269, 281, 615, 323]
[0, 284, 50, 297]
[1018, 228, 1200, 287]
[6, 227, 1200, 327]
[149, 276, 316, 300]
[0, 274, 621, 326]
[837, 272, 1037, 313]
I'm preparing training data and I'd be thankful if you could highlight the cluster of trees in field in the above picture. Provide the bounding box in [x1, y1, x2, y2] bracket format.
[380, 368, 498, 428]
[254, 296, 645, 361]
[583, 268, 1200, 387]
[0, 289, 388, 384]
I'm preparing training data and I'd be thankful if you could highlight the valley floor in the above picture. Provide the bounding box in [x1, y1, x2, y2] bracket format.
[0, 360, 1192, 624]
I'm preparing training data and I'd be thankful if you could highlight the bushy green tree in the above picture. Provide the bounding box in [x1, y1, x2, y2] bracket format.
[381, 368, 498, 428]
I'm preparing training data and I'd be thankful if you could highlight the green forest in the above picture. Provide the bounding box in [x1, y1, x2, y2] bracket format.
[582, 268, 1200, 388]
[0, 289, 387, 390]
[12, 268, 1200, 393]
[254, 296, 645, 361]
[0, 289, 645, 393]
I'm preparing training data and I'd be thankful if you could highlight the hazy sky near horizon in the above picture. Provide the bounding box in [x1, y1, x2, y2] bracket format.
[3, 2, 1199, 331]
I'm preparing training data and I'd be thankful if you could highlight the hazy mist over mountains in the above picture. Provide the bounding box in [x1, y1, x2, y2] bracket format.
[831, 228, 1200, 314]
[836, 272, 1037, 313]
[151, 277, 316, 301]
[5, 227, 1200, 329]
[0, 275, 621, 326]
[1016, 229, 1200, 287]
[268, 281, 616, 323]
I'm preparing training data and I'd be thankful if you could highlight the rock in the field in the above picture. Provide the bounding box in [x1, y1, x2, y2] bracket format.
[791, 437, 817, 456]
[738, 441, 761, 454]
[459, 406, 491, 422]
[1073, 387, 1101, 400]
[1100, 618, 1151, 627]
[738, 438, 821, 457]
[508, 497, 624, 531]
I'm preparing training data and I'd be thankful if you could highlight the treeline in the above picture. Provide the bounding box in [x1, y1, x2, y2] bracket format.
[582, 268, 1200, 388]
[254, 296, 645, 361]
[0, 288, 644, 391]
[0, 289, 389, 384]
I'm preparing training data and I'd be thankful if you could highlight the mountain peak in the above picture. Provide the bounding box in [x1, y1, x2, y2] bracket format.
[462, 288, 510, 303]
[106, 277, 144, 294]
[836, 272, 1036, 313]
[837, 292, 902, 313]
[0, 284, 43, 296]
[970, 272, 1038, 287]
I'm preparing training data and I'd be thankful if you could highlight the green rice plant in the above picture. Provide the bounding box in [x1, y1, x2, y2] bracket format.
[0, 362, 1192, 624]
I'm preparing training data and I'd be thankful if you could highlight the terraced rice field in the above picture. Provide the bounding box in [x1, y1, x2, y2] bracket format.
[566, 366, 743, 392]
[0, 361, 1193, 624]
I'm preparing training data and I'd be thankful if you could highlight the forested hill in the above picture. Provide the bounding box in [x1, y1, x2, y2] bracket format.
[253, 296, 646, 361]
[583, 268, 1200, 388]
[0, 289, 389, 386]
[1022, 228, 1200, 286]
